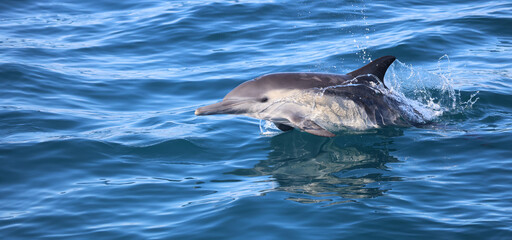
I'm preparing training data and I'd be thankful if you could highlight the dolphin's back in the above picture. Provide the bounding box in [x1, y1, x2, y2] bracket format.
[258, 55, 397, 91]
[225, 56, 397, 100]
[224, 73, 353, 99]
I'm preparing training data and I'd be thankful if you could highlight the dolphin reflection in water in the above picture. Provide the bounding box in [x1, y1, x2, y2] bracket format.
[227, 131, 403, 204]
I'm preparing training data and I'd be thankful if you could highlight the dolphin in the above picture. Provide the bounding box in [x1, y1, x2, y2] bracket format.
[195, 56, 424, 137]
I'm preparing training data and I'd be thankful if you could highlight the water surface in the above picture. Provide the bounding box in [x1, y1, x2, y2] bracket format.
[1, 0, 512, 239]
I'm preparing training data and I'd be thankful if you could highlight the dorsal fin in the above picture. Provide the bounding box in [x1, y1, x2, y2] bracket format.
[347, 55, 396, 86]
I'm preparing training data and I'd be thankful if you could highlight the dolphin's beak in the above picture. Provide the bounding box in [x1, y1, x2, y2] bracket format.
[195, 100, 244, 116]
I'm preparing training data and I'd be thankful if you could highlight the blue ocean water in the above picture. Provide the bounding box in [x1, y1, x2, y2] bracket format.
[1, 0, 511, 239]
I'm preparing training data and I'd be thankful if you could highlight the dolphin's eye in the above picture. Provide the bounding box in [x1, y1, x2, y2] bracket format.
[260, 97, 268, 103]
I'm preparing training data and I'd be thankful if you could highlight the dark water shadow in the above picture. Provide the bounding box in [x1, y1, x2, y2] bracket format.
[227, 129, 403, 204]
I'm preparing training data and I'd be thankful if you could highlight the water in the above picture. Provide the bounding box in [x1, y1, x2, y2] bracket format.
[1, 0, 511, 239]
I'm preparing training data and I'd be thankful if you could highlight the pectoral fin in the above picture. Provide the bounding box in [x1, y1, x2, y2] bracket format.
[289, 115, 335, 137]
[274, 122, 294, 131]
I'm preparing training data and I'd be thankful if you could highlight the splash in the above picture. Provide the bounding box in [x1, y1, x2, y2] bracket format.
[386, 56, 479, 119]
[259, 119, 282, 136]
[259, 56, 478, 135]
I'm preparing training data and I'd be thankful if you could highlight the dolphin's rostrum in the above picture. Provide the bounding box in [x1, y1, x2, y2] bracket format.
[195, 56, 425, 137]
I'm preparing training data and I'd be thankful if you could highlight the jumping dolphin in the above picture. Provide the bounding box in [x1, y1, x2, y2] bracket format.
[195, 56, 424, 137]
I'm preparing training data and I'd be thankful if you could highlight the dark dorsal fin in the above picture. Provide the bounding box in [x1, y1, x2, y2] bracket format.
[346, 55, 396, 86]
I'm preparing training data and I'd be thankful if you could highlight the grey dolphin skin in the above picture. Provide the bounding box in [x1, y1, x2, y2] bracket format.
[195, 56, 419, 137]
